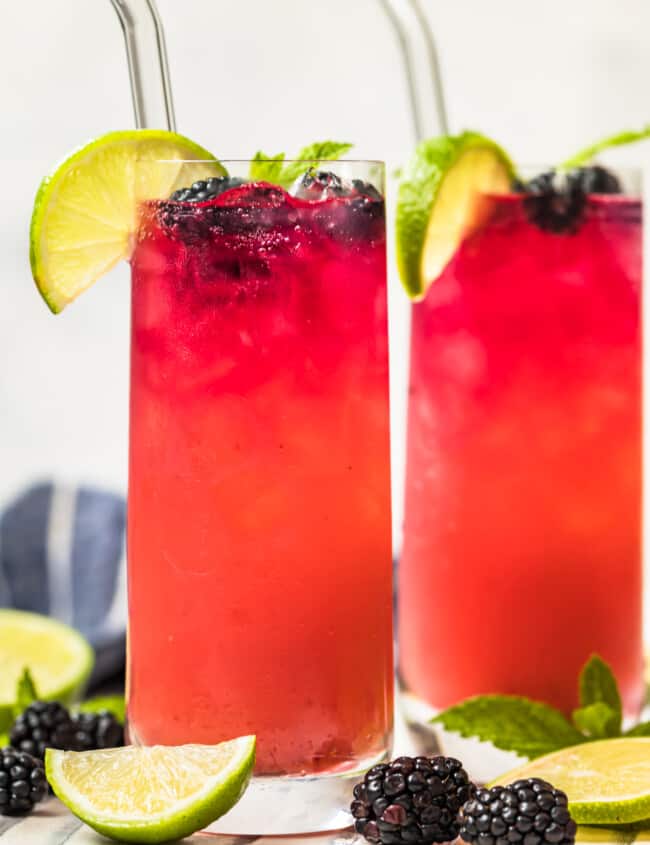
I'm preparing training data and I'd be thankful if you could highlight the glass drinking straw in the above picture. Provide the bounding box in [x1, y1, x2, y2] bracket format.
[107, 0, 448, 141]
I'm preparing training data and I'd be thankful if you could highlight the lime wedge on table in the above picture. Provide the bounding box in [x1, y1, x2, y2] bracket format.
[495, 738, 650, 825]
[0, 609, 93, 730]
[46, 736, 256, 844]
[30, 129, 223, 313]
[396, 131, 514, 299]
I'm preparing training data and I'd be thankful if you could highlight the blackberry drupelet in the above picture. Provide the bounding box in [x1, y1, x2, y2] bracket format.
[10, 701, 77, 760]
[169, 176, 247, 202]
[71, 710, 124, 751]
[512, 165, 622, 234]
[459, 778, 577, 845]
[0, 748, 47, 815]
[351, 756, 474, 845]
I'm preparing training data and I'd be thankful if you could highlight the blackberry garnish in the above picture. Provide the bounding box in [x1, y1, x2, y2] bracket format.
[459, 778, 576, 845]
[0, 748, 47, 815]
[573, 165, 621, 195]
[169, 176, 247, 202]
[10, 701, 77, 760]
[513, 165, 622, 234]
[351, 756, 475, 845]
[71, 710, 124, 751]
[513, 170, 586, 235]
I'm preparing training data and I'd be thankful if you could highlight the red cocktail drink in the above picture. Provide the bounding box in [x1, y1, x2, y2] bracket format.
[399, 188, 642, 717]
[127, 166, 393, 832]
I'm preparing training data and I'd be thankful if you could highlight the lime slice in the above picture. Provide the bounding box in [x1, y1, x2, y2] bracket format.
[0, 609, 94, 731]
[30, 129, 224, 313]
[46, 736, 256, 844]
[396, 131, 514, 299]
[494, 738, 650, 825]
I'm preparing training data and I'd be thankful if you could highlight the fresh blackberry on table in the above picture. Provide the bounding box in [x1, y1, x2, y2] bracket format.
[351, 755, 475, 845]
[71, 710, 124, 751]
[0, 748, 47, 815]
[169, 176, 247, 202]
[9, 701, 77, 760]
[459, 778, 576, 845]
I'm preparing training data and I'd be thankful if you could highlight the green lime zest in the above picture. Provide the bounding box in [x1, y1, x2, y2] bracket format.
[561, 126, 650, 169]
[249, 141, 353, 186]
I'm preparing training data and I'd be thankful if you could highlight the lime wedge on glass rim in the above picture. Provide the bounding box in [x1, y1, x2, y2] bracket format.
[29, 129, 223, 313]
[0, 609, 94, 731]
[492, 738, 650, 825]
[46, 736, 256, 844]
[396, 131, 514, 299]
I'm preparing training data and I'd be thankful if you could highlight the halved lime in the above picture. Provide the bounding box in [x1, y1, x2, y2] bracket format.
[46, 736, 256, 843]
[30, 129, 223, 313]
[0, 609, 94, 731]
[396, 131, 514, 299]
[494, 738, 650, 825]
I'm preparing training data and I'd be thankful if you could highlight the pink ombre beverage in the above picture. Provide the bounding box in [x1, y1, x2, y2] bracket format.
[400, 183, 643, 719]
[127, 165, 393, 830]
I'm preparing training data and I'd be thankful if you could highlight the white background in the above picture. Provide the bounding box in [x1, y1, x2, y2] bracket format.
[1, 0, 648, 612]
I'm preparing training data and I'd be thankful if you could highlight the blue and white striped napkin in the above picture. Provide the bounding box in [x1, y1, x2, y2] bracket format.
[0, 482, 127, 687]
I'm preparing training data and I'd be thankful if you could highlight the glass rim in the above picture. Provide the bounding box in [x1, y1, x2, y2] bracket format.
[138, 158, 385, 165]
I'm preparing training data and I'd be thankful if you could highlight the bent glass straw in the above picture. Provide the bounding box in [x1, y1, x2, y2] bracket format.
[108, 0, 448, 142]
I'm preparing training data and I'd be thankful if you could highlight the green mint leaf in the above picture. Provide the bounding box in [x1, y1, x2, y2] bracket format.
[561, 126, 650, 169]
[624, 721, 650, 737]
[572, 702, 621, 738]
[579, 654, 622, 734]
[249, 151, 286, 183]
[76, 695, 126, 724]
[280, 141, 353, 186]
[432, 695, 586, 759]
[14, 668, 38, 717]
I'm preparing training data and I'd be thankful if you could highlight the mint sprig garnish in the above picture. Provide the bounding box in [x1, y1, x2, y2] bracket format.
[249, 141, 353, 186]
[432, 695, 585, 759]
[433, 654, 641, 758]
[573, 654, 622, 738]
[561, 126, 650, 169]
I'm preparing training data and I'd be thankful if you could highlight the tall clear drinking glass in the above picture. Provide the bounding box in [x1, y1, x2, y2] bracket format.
[127, 161, 393, 833]
[398, 171, 643, 770]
